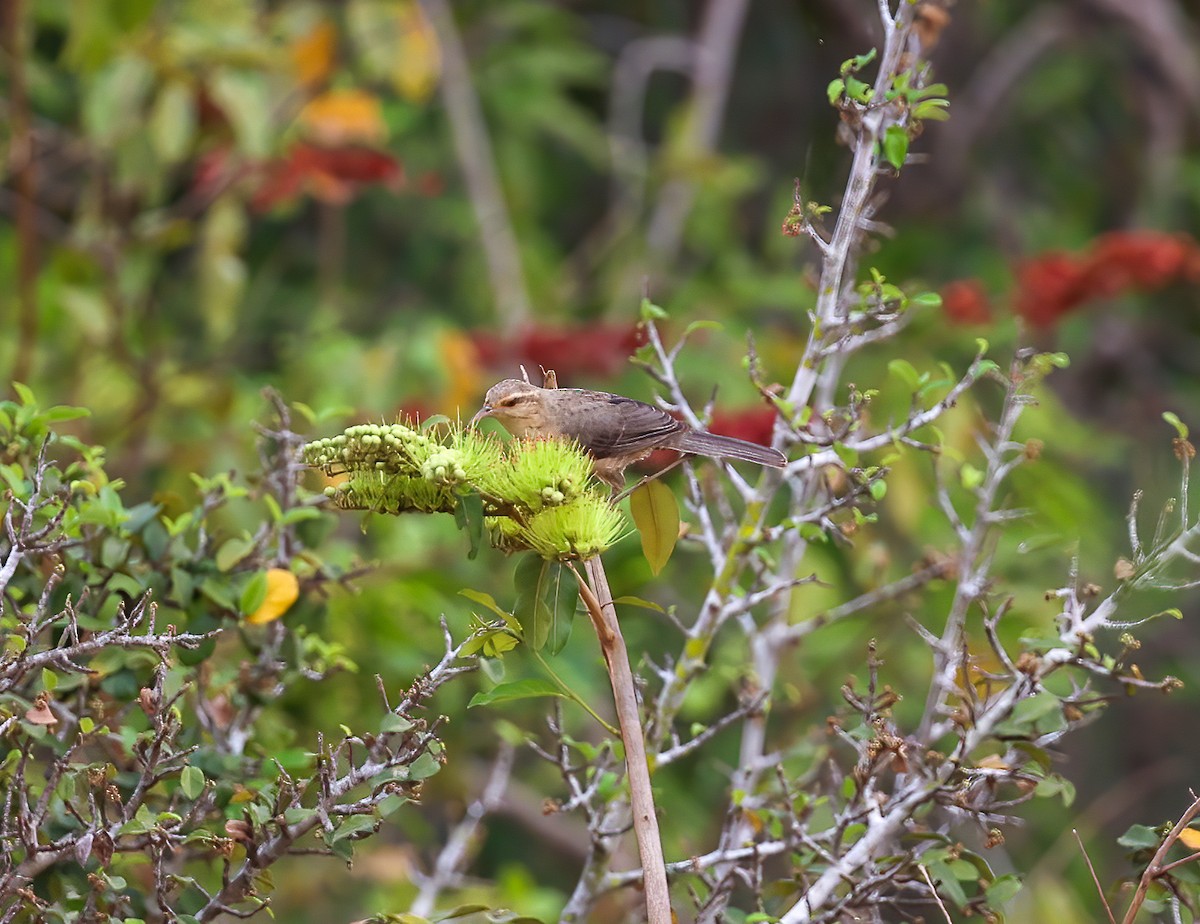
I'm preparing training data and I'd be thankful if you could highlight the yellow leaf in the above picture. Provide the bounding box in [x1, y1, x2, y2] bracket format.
[299, 89, 386, 146]
[630, 480, 679, 576]
[438, 329, 483, 418]
[1179, 827, 1200, 850]
[291, 19, 336, 88]
[246, 569, 299, 625]
[393, 2, 441, 102]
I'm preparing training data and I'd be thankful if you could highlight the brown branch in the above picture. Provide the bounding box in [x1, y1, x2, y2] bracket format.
[1121, 792, 1200, 924]
[574, 557, 672, 924]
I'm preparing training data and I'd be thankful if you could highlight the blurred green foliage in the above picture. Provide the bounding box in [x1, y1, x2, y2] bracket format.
[3, 0, 1200, 921]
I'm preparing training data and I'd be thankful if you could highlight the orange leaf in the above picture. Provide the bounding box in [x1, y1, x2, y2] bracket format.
[1179, 827, 1200, 851]
[291, 19, 336, 88]
[246, 569, 300, 625]
[300, 89, 386, 146]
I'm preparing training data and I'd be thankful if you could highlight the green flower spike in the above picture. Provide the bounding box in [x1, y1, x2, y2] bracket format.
[307, 424, 628, 559]
[498, 437, 594, 511]
[518, 493, 626, 561]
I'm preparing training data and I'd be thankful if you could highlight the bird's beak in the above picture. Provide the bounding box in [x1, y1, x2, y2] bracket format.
[468, 404, 492, 428]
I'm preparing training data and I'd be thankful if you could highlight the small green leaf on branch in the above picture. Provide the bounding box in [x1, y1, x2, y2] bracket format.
[630, 480, 679, 576]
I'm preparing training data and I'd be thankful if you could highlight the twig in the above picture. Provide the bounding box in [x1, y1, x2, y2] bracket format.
[918, 864, 954, 924]
[1073, 829, 1118, 924]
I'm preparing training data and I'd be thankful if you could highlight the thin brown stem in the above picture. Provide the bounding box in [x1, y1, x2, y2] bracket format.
[575, 556, 671, 924]
[1073, 829, 1118, 924]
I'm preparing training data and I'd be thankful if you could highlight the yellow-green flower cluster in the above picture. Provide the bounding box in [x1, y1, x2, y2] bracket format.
[492, 493, 625, 561]
[304, 422, 467, 480]
[305, 422, 626, 560]
[475, 437, 592, 510]
[324, 472, 457, 515]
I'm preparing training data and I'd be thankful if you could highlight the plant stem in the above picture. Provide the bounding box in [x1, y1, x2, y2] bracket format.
[531, 648, 619, 736]
[576, 556, 671, 924]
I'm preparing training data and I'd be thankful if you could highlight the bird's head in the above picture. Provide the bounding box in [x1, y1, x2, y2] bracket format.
[469, 379, 546, 435]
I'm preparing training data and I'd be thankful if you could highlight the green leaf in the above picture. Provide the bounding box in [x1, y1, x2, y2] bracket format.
[215, 536, 255, 572]
[612, 595, 665, 613]
[512, 558, 576, 655]
[514, 555, 551, 652]
[926, 861, 969, 908]
[908, 291, 943, 309]
[209, 68, 271, 157]
[888, 359, 920, 390]
[150, 78, 197, 163]
[1008, 691, 1061, 725]
[457, 490, 484, 559]
[833, 442, 859, 468]
[1035, 774, 1075, 807]
[180, 766, 205, 800]
[468, 679, 565, 708]
[639, 297, 668, 321]
[1163, 411, 1189, 440]
[43, 404, 91, 423]
[843, 49, 878, 73]
[198, 576, 236, 611]
[238, 571, 268, 617]
[827, 78, 845, 104]
[844, 76, 871, 103]
[380, 713, 415, 734]
[629, 480, 679, 576]
[882, 124, 908, 170]
[985, 873, 1022, 906]
[329, 813, 377, 843]
[683, 319, 724, 339]
[1117, 824, 1161, 850]
[960, 463, 984, 490]
[912, 98, 951, 121]
[459, 589, 512, 622]
[409, 751, 442, 780]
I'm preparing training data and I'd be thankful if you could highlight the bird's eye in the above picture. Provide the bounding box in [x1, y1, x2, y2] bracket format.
[499, 395, 527, 407]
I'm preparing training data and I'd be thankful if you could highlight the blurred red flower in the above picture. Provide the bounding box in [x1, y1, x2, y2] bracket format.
[940, 279, 992, 324]
[251, 144, 403, 211]
[469, 325, 646, 378]
[1014, 230, 1200, 328]
[191, 144, 403, 212]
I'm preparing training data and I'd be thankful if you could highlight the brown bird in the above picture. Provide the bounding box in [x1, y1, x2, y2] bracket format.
[470, 378, 786, 491]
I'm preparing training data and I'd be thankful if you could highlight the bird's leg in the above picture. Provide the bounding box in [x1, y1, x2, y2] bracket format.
[610, 454, 689, 505]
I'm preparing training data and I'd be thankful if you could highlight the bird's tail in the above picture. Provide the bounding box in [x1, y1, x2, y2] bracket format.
[671, 431, 786, 468]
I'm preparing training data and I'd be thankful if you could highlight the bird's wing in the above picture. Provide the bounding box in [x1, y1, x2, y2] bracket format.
[560, 392, 685, 459]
